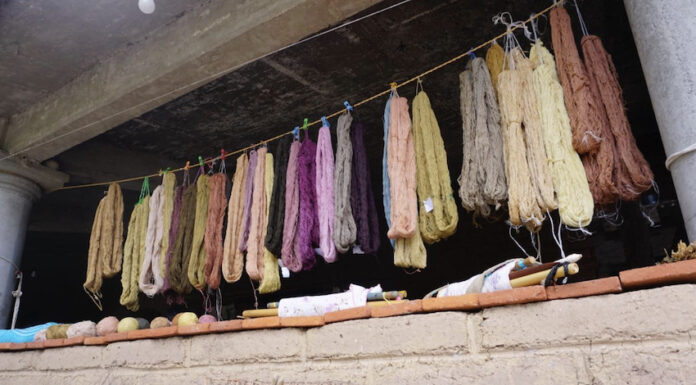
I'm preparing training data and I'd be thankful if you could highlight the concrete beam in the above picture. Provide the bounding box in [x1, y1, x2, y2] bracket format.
[2, 0, 382, 161]
[0, 153, 68, 191]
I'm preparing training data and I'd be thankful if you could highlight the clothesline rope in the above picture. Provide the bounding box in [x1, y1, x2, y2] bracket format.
[48, 2, 559, 193]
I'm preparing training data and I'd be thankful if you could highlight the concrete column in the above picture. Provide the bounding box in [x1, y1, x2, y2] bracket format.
[0, 173, 40, 328]
[624, 0, 696, 242]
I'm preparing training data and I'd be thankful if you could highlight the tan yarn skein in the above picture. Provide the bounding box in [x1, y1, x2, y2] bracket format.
[222, 154, 248, 283]
[159, 172, 176, 283]
[259, 152, 281, 294]
[188, 174, 209, 290]
[85, 182, 123, 297]
[168, 183, 195, 294]
[120, 196, 149, 312]
[140, 185, 165, 296]
[246, 147, 268, 281]
[204, 173, 227, 290]
[530, 42, 594, 227]
[333, 112, 357, 253]
[412, 89, 458, 243]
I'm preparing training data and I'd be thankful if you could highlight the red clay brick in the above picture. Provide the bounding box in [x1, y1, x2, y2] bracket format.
[177, 323, 212, 336]
[8, 343, 26, 351]
[84, 336, 107, 346]
[546, 277, 622, 300]
[479, 285, 547, 308]
[422, 294, 480, 312]
[324, 306, 372, 324]
[371, 300, 423, 318]
[104, 332, 129, 344]
[209, 320, 243, 333]
[619, 259, 696, 289]
[62, 336, 85, 347]
[44, 338, 65, 348]
[25, 341, 45, 350]
[279, 316, 325, 328]
[241, 316, 281, 330]
[0, 343, 10, 351]
[127, 326, 177, 340]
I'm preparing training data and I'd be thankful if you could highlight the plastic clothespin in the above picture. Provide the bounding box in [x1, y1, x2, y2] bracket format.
[292, 126, 300, 140]
[302, 118, 309, 130]
[220, 148, 226, 159]
[468, 49, 476, 60]
[343, 101, 353, 112]
[198, 156, 204, 170]
[321, 116, 330, 128]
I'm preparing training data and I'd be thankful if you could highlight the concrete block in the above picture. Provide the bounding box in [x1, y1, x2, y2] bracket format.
[36, 345, 101, 370]
[189, 328, 304, 365]
[103, 337, 186, 368]
[307, 312, 470, 359]
[0, 350, 36, 371]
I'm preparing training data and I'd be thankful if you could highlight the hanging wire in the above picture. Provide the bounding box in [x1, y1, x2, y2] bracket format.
[47, 2, 561, 193]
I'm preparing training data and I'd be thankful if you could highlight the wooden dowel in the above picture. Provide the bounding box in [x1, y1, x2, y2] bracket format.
[509, 263, 579, 288]
[246, 300, 408, 318]
[266, 290, 408, 309]
[508, 261, 557, 280]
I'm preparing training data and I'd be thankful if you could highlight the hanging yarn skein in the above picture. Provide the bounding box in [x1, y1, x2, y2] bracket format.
[259, 152, 281, 294]
[246, 147, 268, 280]
[239, 150, 258, 252]
[333, 112, 357, 254]
[159, 172, 176, 290]
[315, 122, 337, 262]
[84, 182, 123, 300]
[485, 41, 504, 98]
[457, 57, 507, 220]
[139, 185, 165, 296]
[282, 140, 303, 272]
[549, 6, 603, 154]
[412, 87, 458, 243]
[530, 41, 594, 228]
[121, 192, 149, 312]
[350, 118, 381, 254]
[222, 153, 248, 282]
[167, 179, 195, 295]
[297, 131, 319, 270]
[188, 172, 210, 290]
[204, 172, 227, 290]
[161, 182, 182, 293]
[265, 137, 291, 257]
[382, 92, 394, 248]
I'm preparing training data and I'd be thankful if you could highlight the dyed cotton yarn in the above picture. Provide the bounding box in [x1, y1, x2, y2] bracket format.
[281, 140, 303, 272]
[150, 317, 170, 329]
[198, 314, 216, 324]
[259, 152, 281, 294]
[84, 182, 123, 298]
[222, 154, 248, 282]
[246, 147, 268, 280]
[333, 112, 357, 254]
[530, 42, 594, 227]
[382, 94, 394, 247]
[117, 318, 138, 333]
[140, 185, 165, 296]
[297, 131, 319, 270]
[162, 184, 183, 293]
[168, 183, 195, 294]
[34, 329, 48, 342]
[350, 119, 381, 254]
[315, 123, 337, 262]
[204, 173, 227, 290]
[458, 58, 507, 220]
[67, 321, 97, 338]
[550, 6, 603, 154]
[581, 35, 653, 200]
[485, 42, 504, 97]
[159, 172, 176, 288]
[239, 150, 258, 252]
[46, 324, 70, 339]
[177, 312, 198, 326]
[96, 316, 118, 336]
[265, 137, 291, 257]
[120, 195, 149, 312]
[412, 90, 458, 243]
[188, 174, 210, 290]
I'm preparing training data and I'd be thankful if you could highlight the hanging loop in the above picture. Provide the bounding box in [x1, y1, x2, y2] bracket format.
[302, 118, 309, 130]
[344, 101, 353, 111]
[321, 116, 330, 128]
[292, 126, 300, 140]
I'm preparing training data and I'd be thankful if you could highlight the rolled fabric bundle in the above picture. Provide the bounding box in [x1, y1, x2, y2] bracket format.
[550, 6, 603, 154]
[333, 112, 357, 254]
[168, 183, 195, 294]
[140, 185, 165, 296]
[67, 321, 97, 338]
[281, 140, 303, 272]
[315, 123, 337, 262]
[246, 147, 268, 280]
[350, 119, 381, 254]
[297, 131, 319, 270]
[120, 195, 149, 312]
[188, 174, 210, 290]
[259, 152, 281, 294]
[159, 172, 176, 288]
[223, 154, 248, 282]
[239, 151, 258, 252]
[84, 182, 123, 299]
[265, 137, 291, 257]
[412, 90, 458, 243]
[204, 173, 228, 289]
[530, 42, 594, 228]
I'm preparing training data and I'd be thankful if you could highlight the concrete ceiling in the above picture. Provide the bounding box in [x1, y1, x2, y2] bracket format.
[0, 0, 201, 118]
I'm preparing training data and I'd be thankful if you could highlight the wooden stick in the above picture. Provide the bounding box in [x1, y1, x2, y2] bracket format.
[508, 261, 557, 280]
[245, 300, 408, 318]
[265, 290, 408, 309]
[509, 263, 579, 288]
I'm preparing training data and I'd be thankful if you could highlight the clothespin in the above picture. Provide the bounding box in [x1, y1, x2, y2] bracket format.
[389, 82, 397, 89]
[321, 116, 330, 128]
[185, 161, 190, 171]
[343, 101, 353, 112]
[292, 126, 300, 140]
[198, 156, 204, 168]
[468, 49, 476, 60]
[220, 148, 226, 160]
[302, 118, 309, 130]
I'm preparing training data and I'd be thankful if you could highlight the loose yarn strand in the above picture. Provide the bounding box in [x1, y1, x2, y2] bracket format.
[223, 154, 248, 282]
[333, 112, 357, 253]
[315, 124, 337, 262]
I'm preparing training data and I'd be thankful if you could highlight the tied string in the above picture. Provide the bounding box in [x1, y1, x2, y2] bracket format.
[48, 3, 562, 193]
[494, 12, 525, 71]
[138, 177, 150, 204]
[573, 0, 590, 37]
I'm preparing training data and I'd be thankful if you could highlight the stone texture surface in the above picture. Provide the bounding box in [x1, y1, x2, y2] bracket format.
[1, 285, 695, 384]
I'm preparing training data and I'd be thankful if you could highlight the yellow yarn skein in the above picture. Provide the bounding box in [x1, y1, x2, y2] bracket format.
[485, 41, 504, 97]
[120, 196, 149, 312]
[259, 152, 281, 294]
[530, 42, 594, 227]
[188, 174, 209, 290]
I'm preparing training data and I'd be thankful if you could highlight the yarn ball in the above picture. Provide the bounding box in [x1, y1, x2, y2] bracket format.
[67, 321, 97, 338]
[33, 328, 48, 342]
[150, 317, 171, 329]
[117, 317, 139, 333]
[172, 313, 184, 326]
[46, 324, 70, 339]
[198, 314, 217, 324]
[135, 317, 150, 330]
[96, 316, 119, 336]
[177, 312, 198, 326]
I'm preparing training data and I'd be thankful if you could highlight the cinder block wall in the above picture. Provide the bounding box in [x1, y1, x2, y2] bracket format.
[1, 285, 694, 385]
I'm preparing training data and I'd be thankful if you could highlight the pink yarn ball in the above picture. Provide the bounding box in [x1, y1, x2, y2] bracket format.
[96, 316, 119, 336]
[198, 315, 217, 324]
